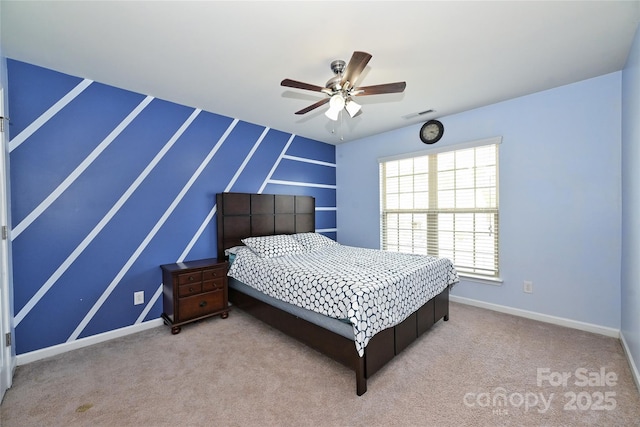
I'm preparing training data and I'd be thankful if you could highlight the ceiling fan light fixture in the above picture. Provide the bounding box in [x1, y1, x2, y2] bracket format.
[325, 94, 345, 121]
[281, 51, 406, 120]
[345, 98, 361, 118]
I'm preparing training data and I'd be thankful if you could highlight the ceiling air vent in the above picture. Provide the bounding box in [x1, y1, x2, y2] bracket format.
[402, 109, 435, 119]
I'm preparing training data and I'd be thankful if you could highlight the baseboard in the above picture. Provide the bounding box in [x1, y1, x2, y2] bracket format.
[620, 331, 640, 393]
[16, 318, 164, 365]
[450, 295, 620, 338]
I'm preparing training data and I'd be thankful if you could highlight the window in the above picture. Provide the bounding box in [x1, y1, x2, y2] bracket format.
[380, 140, 499, 279]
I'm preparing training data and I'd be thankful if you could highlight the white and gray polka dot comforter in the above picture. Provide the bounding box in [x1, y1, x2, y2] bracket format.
[228, 244, 459, 356]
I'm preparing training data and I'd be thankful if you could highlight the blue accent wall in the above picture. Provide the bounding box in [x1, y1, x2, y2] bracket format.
[7, 59, 336, 354]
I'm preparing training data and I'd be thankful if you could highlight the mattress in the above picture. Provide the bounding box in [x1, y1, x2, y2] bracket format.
[228, 277, 354, 339]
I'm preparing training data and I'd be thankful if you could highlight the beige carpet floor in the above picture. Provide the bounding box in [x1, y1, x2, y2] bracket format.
[1, 302, 639, 427]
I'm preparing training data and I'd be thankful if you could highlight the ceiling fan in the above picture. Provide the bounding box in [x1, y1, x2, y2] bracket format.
[281, 51, 406, 121]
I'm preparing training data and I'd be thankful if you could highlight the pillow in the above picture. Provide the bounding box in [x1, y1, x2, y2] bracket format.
[225, 246, 248, 265]
[292, 232, 338, 250]
[224, 245, 245, 257]
[241, 234, 306, 258]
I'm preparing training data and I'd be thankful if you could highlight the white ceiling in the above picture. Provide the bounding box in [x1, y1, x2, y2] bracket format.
[2, 1, 639, 144]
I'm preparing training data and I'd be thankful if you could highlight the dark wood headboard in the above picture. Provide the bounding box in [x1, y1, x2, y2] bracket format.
[216, 192, 315, 259]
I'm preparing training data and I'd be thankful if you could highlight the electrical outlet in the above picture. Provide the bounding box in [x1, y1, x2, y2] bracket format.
[524, 281, 533, 294]
[134, 291, 144, 305]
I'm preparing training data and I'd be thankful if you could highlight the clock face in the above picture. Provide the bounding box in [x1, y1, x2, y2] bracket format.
[424, 124, 439, 138]
[420, 120, 444, 144]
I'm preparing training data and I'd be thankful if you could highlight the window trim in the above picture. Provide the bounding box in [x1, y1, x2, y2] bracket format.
[378, 136, 502, 164]
[379, 136, 502, 281]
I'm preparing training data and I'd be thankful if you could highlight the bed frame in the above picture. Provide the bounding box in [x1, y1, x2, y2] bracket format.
[216, 192, 450, 395]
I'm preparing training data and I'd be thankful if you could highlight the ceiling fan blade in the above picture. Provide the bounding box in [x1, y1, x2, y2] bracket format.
[340, 51, 372, 88]
[295, 98, 330, 115]
[354, 81, 407, 96]
[281, 78, 326, 93]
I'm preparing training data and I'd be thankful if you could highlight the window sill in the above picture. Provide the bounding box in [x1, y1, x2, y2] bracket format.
[458, 273, 503, 286]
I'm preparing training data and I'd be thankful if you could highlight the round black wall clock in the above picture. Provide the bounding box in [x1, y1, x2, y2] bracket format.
[419, 120, 444, 144]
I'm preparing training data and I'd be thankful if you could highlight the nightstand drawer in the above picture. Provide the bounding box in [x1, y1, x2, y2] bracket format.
[178, 291, 224, 321]
[178, 282, 202, 297]
[178, 271, 202, 285]
[202, 277, 225, 292]
[203, 267, 225, 281]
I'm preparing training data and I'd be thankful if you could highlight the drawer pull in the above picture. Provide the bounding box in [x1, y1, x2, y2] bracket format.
[189, 287, 194, 293]
[199, 301, 207, 308]
[189, 276, 194, 281]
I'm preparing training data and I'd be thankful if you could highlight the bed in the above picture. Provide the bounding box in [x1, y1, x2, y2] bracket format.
[216, 192, 459, 395]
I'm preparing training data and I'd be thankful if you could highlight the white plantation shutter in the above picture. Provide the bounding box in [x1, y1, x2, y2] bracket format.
[380, 139, 500, 279]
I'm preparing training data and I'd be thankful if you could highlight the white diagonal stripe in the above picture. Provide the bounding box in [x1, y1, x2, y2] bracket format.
[9, 79, 93, 152]
[179, 127, 270, 262]
[267, 179, 337, 189]
[282, 154, 336, 168]
[11, 96, 154, 240]
[14, 108, 201, 326]
[225, 127, 270, 193]
[135, 284, 163, 324]
[258, 134, 295, 194]
[68, 119, 239, 341]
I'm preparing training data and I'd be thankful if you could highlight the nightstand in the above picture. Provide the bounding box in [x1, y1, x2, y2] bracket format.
[160, 258, 229, 334]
